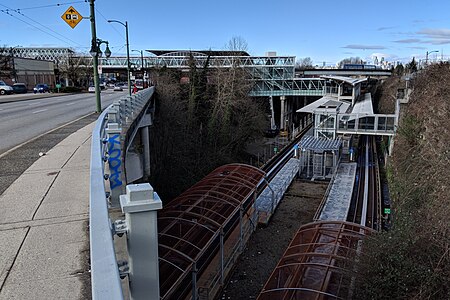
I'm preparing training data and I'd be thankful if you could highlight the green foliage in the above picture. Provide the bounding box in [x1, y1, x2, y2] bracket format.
[405, 57, 418, 73]
[52, 86, 82, 93]
[394, 63, 404, 76]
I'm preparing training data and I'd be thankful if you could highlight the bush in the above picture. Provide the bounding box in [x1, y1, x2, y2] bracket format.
[53, 86, 82, 93]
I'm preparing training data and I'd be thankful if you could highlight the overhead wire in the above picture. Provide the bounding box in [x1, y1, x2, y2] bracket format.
[95, 7, 125, 40]
[14, 1, 87, 12]
[0, 3, 86, 48]
[1, 1, 127, 54]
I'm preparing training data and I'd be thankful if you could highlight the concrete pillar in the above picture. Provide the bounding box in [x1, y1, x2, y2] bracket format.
[280, 96, 286, 130]
[120, 183, 162, 300]
[269, 96, 276, 130]
[141, 126, 151, 178]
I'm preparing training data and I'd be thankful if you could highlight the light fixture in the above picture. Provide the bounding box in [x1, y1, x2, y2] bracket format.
[104, 43, 111, 58]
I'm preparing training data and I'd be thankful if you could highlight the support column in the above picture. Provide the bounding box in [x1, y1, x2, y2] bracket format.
[120, 183, 162, 300]
[280, 96, 286, 130]
[269, 96, 276, 130]
[141, 126, 151, 178]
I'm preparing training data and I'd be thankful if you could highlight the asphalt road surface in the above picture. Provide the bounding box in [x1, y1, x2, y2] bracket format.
[0, 90, 127, 154]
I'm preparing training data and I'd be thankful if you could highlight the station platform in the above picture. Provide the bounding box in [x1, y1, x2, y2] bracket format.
[256, 158, 300, 225]
[318, 163, 357, 221]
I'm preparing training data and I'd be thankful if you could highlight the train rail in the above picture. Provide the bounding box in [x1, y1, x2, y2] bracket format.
[261, 123, 312, 180]
[347, 136, 381, 230]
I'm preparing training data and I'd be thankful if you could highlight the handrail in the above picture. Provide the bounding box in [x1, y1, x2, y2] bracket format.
[89, 88, 155, 299]
[89, 106, 123, 300]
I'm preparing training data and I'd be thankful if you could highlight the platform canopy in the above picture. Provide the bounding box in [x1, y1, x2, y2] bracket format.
[258, 221, 374, 300]
[321, 75, 367, 85]
[297, 96, 351, 114]
[350, 93, 374, 115]
[298, 135, 341, 151]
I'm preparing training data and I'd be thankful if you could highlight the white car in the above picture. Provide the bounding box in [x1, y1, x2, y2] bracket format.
[113, 84, 123, 91]
[0, 80, 14, 95]
[88, 86, 96, 93]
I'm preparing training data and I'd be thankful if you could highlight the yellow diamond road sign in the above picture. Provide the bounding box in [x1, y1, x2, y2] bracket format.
[61, 6, 83, 29]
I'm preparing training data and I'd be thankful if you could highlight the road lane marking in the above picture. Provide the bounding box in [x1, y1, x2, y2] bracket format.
[28, 102, 41, 105]
[32, 109, 48, 114]
[66, 102, 76, 106]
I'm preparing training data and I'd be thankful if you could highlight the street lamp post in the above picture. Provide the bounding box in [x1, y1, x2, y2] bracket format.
[108, 19, 131, 96]
[426, 50, 439, 66]
[132, 49, 145, 87]
[132, 49, 144, 71]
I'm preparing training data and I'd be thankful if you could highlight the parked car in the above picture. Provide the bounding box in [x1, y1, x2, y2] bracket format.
[12, 83, 28, 94]
[113, 84, 123, 91]
[33, 83, 50, 93]
[0, 80, 13, 95]
[88, 85, 96, 93]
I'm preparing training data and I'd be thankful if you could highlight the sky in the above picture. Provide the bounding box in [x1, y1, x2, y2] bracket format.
[1, 0, 450, 66]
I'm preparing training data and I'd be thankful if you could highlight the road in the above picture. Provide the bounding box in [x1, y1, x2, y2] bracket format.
[0, 90, 127, 154]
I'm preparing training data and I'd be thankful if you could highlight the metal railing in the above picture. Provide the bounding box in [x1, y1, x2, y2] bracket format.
[89, 87, 155, 300]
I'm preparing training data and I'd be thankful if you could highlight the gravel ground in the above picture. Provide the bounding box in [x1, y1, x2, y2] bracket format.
[220, 179, 328, 299]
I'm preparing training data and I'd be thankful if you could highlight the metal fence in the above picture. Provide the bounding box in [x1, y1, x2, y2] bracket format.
[89, 87, 156, 299]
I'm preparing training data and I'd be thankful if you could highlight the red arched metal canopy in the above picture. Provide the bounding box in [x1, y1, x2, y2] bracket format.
[258, 221, 374, 300]
[158, 163, 265, 299]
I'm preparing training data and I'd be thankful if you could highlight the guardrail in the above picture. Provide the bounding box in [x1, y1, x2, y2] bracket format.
[89, 87, 157, 299]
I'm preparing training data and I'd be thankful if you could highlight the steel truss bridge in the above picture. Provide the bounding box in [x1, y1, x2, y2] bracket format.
[91, 53, 328, 97]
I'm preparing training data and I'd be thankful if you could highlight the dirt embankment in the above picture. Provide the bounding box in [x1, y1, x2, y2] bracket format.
[220, 180, 327, 299]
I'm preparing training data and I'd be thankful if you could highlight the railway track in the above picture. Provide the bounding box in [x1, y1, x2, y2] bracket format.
[347, 136, 381, 230]
[261, 123, 312, 181]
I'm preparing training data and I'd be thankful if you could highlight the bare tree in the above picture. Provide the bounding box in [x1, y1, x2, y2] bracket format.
[337, 56, 363, 68]
[149, 54, 266, 201]
[0, 46, 13, 81]
[58, 54, 92, 87]
[224, 36, 249, 53]
[296, 57, 314, 69]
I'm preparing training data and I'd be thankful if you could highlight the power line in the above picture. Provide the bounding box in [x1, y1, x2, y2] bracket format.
[0, 3, 84, 48]
[95, 7, 125, 40]
[14, 1, 87, 12]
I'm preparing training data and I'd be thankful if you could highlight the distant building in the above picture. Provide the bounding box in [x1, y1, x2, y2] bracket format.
[14, 57, 55, 89]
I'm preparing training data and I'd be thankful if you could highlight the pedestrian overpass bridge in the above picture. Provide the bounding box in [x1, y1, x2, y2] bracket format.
[90, 51, 390, 97]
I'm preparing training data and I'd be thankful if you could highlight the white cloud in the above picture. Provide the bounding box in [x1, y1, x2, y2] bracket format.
[416, 28, 450, 45]
[342, 44, 386, 50]
[393, 38, 422, 44]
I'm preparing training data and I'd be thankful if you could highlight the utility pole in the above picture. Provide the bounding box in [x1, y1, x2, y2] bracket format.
[425, 50, 439, 66]
[125, 21, 131, 96]
[89, 0, 102, 113]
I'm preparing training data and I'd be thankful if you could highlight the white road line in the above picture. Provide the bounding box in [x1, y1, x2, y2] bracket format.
[32, 109, 48, 114]
[28, 102, 41, 106]
[66, 102, 76, 106]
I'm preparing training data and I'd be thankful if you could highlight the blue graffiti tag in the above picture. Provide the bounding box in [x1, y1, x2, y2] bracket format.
[108, 134, 123, 189]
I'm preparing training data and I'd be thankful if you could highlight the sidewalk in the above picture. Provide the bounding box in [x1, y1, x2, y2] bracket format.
[0, 122, 94, 299]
